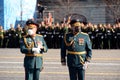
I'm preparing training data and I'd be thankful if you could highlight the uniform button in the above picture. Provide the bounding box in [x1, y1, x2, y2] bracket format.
[74, 38, 76, 41]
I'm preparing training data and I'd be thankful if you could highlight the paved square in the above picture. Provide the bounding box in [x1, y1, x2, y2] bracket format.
[0, 49, 120, 80]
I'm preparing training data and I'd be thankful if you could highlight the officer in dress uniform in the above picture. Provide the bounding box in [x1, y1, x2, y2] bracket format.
[20, 20, 48, 80]
[61, 19, 92, 80]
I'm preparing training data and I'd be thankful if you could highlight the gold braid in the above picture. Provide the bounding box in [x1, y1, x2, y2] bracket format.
[64, 34, 74, 46]
[79, 56, 85, 65]
[23, 37, 34, 48]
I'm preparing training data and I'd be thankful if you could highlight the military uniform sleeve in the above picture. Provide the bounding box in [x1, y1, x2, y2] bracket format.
[20, 38, 32, 54]
[85, 35, 92, 62]
[60, 38, 67, 63]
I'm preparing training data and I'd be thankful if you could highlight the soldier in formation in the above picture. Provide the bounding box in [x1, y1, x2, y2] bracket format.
[0, 26, 4, 48]
[0, 19, 120, 49]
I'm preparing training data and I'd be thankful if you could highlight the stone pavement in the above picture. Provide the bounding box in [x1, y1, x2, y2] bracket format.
[0, 49, 120, 80]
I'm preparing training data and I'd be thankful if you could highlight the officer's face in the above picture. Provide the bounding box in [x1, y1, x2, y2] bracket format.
[32, 27, 37, 33]
[71, 26, 80, 34]
[28, 27, 37, 36]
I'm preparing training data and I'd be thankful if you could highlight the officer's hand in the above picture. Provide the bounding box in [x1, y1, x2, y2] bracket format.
[61, 62, 66, 66]
[40, 67, 44, 72]
[83, 62, 89, 70]
[32, 48, 40, 53]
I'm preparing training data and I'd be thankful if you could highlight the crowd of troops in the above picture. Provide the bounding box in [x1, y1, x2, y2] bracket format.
[0, 20, 120, 49]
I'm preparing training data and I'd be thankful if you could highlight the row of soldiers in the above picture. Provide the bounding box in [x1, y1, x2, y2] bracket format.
[0, 24, 22, 48]
[0, 21, 120, 49]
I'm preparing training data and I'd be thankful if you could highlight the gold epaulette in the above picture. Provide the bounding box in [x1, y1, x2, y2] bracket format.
[111, 28, 115, 33]
[102, 27, 105, 31]
[81, 32, 88, 35]
[22, 34, 29, 38]
[92, 27, 94, 31]
[36, 34, 43, 37]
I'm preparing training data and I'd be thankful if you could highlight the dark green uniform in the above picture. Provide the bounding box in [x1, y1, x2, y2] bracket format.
[53, 26, 61, 48]
[61, 32, 92, 80]
[104, 27, 114, 49]
[46, 26, 54, 48]
[20, 34, 48, 80]
[15, 26, 23, 48]
[59, 25, 68, 48]
[114, 27, 120, 49]
[7, 28, 16, 48]
[37, 26, 47, 43]
[0, 29, 4, 48]
[95, 26, 104, 49]
[85, 26, 95, 49]
[3, 30, 9, 48]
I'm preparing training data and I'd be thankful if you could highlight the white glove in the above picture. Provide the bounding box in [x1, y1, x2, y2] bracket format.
[32, 48, 40, 53]
[83, 62, 88, 70]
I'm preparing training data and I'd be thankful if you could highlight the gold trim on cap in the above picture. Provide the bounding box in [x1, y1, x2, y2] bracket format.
[72, 22, 81, 27]
[28, 24, 37, 29]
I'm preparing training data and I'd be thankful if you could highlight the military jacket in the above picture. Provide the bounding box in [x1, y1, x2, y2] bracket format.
[61, 32, 92, 67]
[105, 28, 114, 39]
[114, 27, 120, 38]
[38, 26, 47, 38]
[20, 34, 48, 69]
[16, 29, 22, 39]
[0, 30, 4, 39]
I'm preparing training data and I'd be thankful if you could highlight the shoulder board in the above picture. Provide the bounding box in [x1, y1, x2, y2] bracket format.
[81, 32, 88, 35]
[65, 32, 72, 35]
[23, 35, 29, 38]
[36, 34, 43, 37]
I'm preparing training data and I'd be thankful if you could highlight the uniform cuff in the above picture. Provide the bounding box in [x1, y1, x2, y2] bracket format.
[85, 57, 91, 62]
[61, 58, 66, 62]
